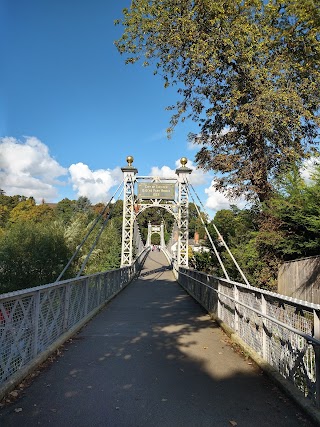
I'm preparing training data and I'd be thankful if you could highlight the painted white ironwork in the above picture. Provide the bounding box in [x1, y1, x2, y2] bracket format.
[160, 222, 166, 249]
[121, 160, 138, 267]
[146, 221, 166, 249]
[176, 159, 192, 267]
[0, 249, 149, 390]
[176, 266, 320, 408]
[134, 199, 178, 219]
[133, 220, 145, 257]
[120, 157, 192, 267]
[165, 222, 178, 259]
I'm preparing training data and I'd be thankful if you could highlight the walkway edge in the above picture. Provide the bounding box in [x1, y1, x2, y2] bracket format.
[212, 314, 320, 426]
[0, 280, 135, 402]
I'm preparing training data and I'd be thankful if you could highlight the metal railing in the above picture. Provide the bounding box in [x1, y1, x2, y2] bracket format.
[0, 248, 149, 391]
[176, 266, 320, 408]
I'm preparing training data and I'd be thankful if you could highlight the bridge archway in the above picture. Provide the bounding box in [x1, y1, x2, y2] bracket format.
[120, 157, 192, 267]
[146, 222, 166, 248]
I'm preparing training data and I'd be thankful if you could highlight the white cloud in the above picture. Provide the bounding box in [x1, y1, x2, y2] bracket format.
[149, 159, 210, 186]
[300, 157, 319, 182]
[187, 133, 205, 151]
[149, 165, 176, 179]
[0, 136, 67, 202]
[205, 180, 246, 213]
[69, 162, 122, 203]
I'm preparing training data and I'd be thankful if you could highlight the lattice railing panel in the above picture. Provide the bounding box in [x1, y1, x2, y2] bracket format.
[87, 276, 101, 313]
[177, 267, 320, 407]
[263, 298, 316, 400]
[0, 295, 35, 383]
[218, 282, 235, 330]
[38, 287, 66, 351]
[238, 289, 263, 354]
[0, 248, 149, 389]
[68, 281, 87, 328]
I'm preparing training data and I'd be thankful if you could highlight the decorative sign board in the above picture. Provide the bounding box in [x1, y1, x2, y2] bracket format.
[138, 183, 175, 200]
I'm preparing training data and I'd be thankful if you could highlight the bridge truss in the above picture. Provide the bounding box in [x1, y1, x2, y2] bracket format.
[120, 156, 250, 289]
[55, 155, 250, 289]
[120, 157, 192, 268]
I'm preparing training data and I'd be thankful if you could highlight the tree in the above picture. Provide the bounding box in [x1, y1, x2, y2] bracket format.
[207, 164, 320, 289]
[109, 200, 123, 229]
[74, 218, 122, 275]
[211, 209, 237, 245]
[0, 194, 27, 211]
[0, 205, 10, 229]
[55, 198, 76, 224]
[0, 221, 73, 293]
[8, 199, 55, 224]
[261, 164, 320, 260]
[189, 250, 215, 274]
[188, 202, 207, 239]
[75, 196, 92, 214]
[208, 206, 263, 285]
[136, 205, 175, 243]
[116, 0, 320, 201]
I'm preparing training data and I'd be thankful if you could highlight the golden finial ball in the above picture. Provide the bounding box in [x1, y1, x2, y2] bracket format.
[126, 156, 134, 166]
[180, 157, 188, 167]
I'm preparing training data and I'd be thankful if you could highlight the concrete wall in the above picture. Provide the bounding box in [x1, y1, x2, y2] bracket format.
[278, 256, 320, 304]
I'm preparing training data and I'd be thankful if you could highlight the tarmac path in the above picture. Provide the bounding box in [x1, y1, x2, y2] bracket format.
[0, 251, 315, 426]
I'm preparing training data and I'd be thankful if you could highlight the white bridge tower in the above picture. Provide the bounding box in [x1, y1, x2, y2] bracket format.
[120, 156, 192, 267]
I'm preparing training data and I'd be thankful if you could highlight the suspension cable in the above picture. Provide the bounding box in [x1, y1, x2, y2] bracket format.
[76, 187, 124, 277]
[185, 180, 230, 280]
[186, 179, 250, 286]
[55, 180, 124, 282]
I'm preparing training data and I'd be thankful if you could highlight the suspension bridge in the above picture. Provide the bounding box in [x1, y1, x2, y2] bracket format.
[0, 157, 320, 426]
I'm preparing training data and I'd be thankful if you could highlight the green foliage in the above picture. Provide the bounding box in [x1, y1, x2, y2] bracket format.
[0, 194, 125, 291]
[55, 196, 95, 224]
[0, 221, 73, 293]
[0, 194, 27, 211]
[151, 234, 160, 245]
[64, 213, 89, 251]
[60, 200, 124, 276]
[109, 200, 123, 233]
[189, 250, 215, 275]
[205, 164, 320, 289]
[0, 195, 30, 228]
[211, 209, 236, 246]
[208, 206, 266, 285]
[116, 0, 320, 201]
[136, 205, 175, 244]
[3, 163, 320, 293]
[8, 199, 56, 224]
[82, 220, 122, 274]
[188, 202, 207, 239]
[0, 205, 10, 228]
[263, 165, 320, 260]
[75, 196, 92, 214]
[55, 198, 76, 224]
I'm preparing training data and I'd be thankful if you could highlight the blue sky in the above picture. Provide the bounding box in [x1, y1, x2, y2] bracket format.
[1, 0, 242, 215]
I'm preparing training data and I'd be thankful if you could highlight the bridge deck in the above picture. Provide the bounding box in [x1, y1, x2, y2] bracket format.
[0, 251, 313, 426]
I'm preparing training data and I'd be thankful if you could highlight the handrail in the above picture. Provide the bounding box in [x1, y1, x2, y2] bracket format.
[0, 252, 149, 393]
[178, 269, 320, 347]
[176, 266, 320, 407]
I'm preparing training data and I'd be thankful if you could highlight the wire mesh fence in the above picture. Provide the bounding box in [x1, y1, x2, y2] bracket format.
[177, 266, 320, 408]
[0, 249, 149, 390]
